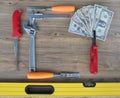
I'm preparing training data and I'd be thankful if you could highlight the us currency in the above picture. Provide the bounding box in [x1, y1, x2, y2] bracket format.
[71, 12, 90, 37]
[94, 8, 114, 41]
[68, 20, 90, 37]
[68, 4, 114, 41]
[93, 4, 107, 30]
[76, 9, 90, 31]
[80, 5, 92, 31]
[88, 5, 95, 33]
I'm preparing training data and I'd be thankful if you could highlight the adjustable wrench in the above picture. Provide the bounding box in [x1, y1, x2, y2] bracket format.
[24, 21, 38, 72]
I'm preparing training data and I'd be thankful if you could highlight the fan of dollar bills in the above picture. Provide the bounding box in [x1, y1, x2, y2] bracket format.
[68, 4, 114, 41]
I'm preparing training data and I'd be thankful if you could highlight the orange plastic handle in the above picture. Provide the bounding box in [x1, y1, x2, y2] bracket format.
[51, 6, 75, 13]
[27, 72, 54, 79]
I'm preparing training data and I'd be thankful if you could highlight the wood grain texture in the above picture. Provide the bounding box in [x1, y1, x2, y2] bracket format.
[0, 0, 120, 82]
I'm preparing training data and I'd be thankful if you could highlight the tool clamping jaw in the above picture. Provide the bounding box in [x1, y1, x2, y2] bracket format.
[23, 21, 38, 36]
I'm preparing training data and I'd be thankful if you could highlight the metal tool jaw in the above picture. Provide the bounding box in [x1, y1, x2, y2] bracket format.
[24, 12, 44, 35]
[23, 21, 38, 36]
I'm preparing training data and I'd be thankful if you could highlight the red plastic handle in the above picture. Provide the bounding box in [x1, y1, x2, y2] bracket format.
[12, 10, 23, 38]
[90, 45, 98, 74]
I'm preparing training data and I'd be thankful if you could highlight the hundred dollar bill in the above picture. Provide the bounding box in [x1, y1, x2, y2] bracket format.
[94, 8, 114, 41]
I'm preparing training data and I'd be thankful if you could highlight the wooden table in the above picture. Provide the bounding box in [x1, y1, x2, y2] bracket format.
[0, 0, 120, 82]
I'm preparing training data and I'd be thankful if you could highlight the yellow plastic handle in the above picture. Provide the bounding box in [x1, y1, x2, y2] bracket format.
[52, 6, 75, 13]
[27, 72, 54, 79]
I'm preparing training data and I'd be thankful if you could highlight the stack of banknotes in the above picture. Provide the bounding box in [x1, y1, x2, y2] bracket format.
[68, 4, 114, 41]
